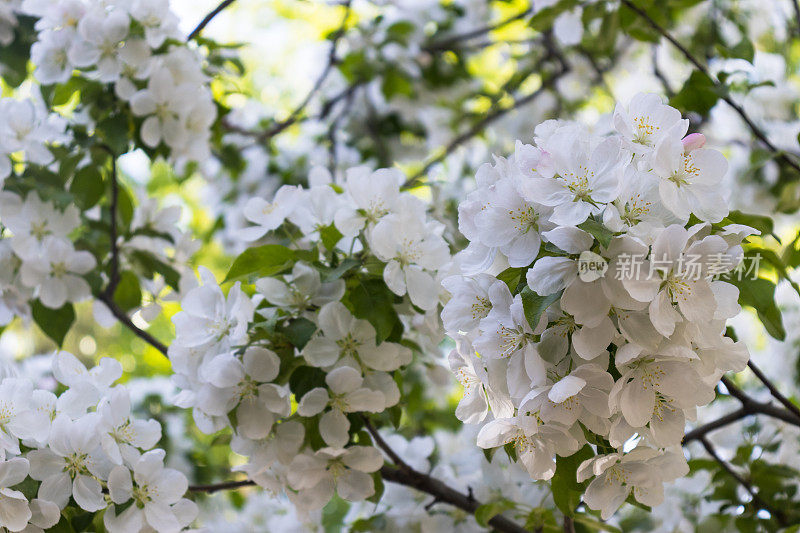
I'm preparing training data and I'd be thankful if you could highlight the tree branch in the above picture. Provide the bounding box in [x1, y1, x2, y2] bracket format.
[97, 293, 169, 356]
[619, 0, 800, 175]
[187, 0, 236, 41]
[363, 417, 529, 533]
[698, 436, 787, 525]
[94, 146, 169, 357]
[746, 360, 800, 421]
[379, 465, 528, 533]
[683, 376, 800, 444]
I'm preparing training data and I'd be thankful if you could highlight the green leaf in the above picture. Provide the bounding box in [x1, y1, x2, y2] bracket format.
[551, 474, 582, 518]
[520, 286, 561, 331]
[113, 271, 142, 312]
[729, 277, 785, 340]
[319, 224, 343, 251]
[388, 404, 402, 428]
[321, 495, 350, 533]
[289, 366, 327, 398]
[475, 500, 516, 527]
[349, 516, 388, 532]
[116, 184, 135, 228]
[551, 445, 595, 516]
[745, 247, 800, 296]
[70, 166, 105, 209]
[49, 515, 76, 533]
[496, 267, 524, 292]
[670, 71, 720, 116]
[578, 218, 615, 248]
[97, 113, 131, 155]
[52, 76, 84, 106]
[381, 68, 414, 99]
[32, 301, 75, 347]
[280, 317, 317, 350]
[716, 38, 754, 63]
[367, 471, 385, 503]
[530, 0, 579, 31]
[619, 2, 661, 42]
[130, 251, 181, 291]
[343, 278, 402, 343]
[13, 477, 38, 501]
[224, 244, 295, 283]
[317, 258, 360, 283]
[573, 513, 623, 532]
[625, 493, 652, 512]
[724, 210, 774, 239]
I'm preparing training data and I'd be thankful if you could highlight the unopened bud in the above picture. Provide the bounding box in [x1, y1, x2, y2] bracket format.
[681, 133, 706, 153]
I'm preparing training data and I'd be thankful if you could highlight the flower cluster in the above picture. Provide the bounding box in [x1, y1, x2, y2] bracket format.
[0, 97, 66, 184]
[0, 176, 194, 330]
[22, 0, 214, 167]
[169, 165, 451, 515]
[443, 93, 754, 519]
[0, 351, 195, 532]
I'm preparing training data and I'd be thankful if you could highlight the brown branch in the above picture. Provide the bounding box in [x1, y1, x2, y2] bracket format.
[187, 0, 236, 41]
[683, 377, 800, 444]
[185, 421, 529, 533]
[363, 417, 529, 533]
[682, 406, 751, 444]
[380, 465, 529, 533]
[746, 360, 800, 421]
[619, 0, 800, 175]
[97, 293, 169, 356]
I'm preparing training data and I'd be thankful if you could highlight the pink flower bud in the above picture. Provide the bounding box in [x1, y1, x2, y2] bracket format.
[681, 133, 705, 153]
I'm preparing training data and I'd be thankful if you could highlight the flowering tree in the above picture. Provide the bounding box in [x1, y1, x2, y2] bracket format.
[0, 0, 799, 531]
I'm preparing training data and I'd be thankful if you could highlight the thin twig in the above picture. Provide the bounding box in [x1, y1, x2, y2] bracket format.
[792, 0, 800, 38]
[699, 436, 787, 525]
[102, 149, 120, 299]
[651, 46, 674, 97]
[563, 516, 575, 533]
[402, 62, 568, 189]
[187, 0, 236, 41]
[189, 479, 256, 493]
[327, 84, 357, 173]
[746, 361, 800, 421]
[424, 7, 533, 51]
[250, 1, 352, 142]
[94, 145, 168, 357]
[619, 0, 800, 175]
